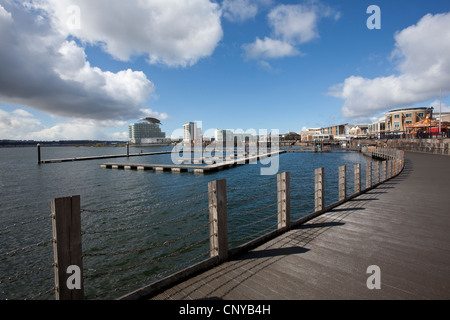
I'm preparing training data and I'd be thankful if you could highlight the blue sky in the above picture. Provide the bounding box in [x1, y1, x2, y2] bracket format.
[0, 0, 449, 140]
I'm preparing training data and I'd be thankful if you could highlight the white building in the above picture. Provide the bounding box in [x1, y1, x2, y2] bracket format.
[183, 122, 202, 143]
[129, 119, 170, 145]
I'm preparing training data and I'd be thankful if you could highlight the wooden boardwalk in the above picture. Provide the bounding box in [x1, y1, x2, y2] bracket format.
[150, 151, 450, 300]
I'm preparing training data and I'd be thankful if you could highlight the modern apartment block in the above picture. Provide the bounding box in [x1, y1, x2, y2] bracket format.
[183, 122, 202, 143]
[129, 118, 170, 145]
[385, 107, 429, 134]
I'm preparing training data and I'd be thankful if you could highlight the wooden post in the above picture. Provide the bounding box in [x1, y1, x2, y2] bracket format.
[382, 161, 387, 181]
[315, 168, 324, 212]
[127, 142, 130, 157]
[390, 160, 394, 177]
[354, 164, 361, 194]
[208, 179, 228, 263]
[51, 196, 84, 300]
[277, 172, 290, 230]
[374, 161, 380, 184]
[339, 165, 346, 201]
[366, 162, 372, 189]
[37, 144, 41, 164]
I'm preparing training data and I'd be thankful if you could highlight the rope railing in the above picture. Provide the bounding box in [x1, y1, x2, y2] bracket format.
[79, 189, 211, 300]
[0, 212, 55, 300]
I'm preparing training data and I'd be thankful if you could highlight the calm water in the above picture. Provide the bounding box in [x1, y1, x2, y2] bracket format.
[0, 145, 372, 300]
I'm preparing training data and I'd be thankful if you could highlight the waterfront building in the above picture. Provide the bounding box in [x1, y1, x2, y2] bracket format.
[215, 129, 234, 143]
[346, 124, 369, 138]
[368, 117, 386, 139]
[301, 128, 320, 142]
[183, 122, 202, 143]
[129, 118, 170, 145]
[384, 107, 429, 134]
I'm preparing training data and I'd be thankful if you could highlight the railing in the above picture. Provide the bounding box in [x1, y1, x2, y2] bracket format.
[0, 147, 404, 300]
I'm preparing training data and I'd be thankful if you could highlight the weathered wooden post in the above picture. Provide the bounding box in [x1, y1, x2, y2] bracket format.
[339, 165, 346, 201]
[390, 160, 394, 177]
[374, 161, 380, 185]
[208, 179, 228, 263]
[381, 161, 387, 182]
[127, 142, 130, 157]
[51, 196, 84, 300]
[354, 164, 361, 194]
[315, 168, 324, 212]
[37, 144, 41, 164]
[277, 172, 290, 230]
[366, 162, 372, 189]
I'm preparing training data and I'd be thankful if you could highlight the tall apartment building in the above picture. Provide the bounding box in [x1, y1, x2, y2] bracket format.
[183, 122, 202, 143]
[129, 118, 169, 145]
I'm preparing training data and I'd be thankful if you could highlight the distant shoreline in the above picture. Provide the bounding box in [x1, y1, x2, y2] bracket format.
[0, 140, 127, 148]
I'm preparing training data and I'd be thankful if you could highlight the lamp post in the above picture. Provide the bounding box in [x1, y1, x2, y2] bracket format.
[429, 107, 434, 138]
[440, 88, 442, 137]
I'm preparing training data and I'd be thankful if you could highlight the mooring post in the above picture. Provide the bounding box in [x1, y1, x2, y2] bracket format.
[339, 165, 346, 201]
[354, 164, 361, 194]
[51, 195, 84, 300]
[277, 172, 290, 230]
[208, 179, 228, 263]
[315, 168, 324, 212]
[127, 142, 130, 157]
[37, 144, 41, 164]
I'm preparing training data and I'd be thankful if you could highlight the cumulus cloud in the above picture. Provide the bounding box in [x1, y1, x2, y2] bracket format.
[0, 108, 130, 140]
[34, 0, 223, 67]
[0, 0, 223, 126]
[0, 109, 43, 139]
[243, 1, 339, 61]
[330, 12, 450, 119]
[0, 1, 158, 122]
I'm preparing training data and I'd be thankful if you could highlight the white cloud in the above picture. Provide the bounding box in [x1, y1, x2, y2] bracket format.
[243, 37, 300, 60]
[222, 0, 258, 22]
[330, 12, 450, 119]
[268, 4, 319, 44]
[0, 108, 130, 140]
[140, 108, 170, 121]
[0, 109, 43, 138]
[221, 0, 272, 22]
[243, 1, 339, 61]
[34, 0, 223, 67]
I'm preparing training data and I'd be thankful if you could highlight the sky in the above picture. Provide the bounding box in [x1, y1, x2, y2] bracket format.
[0, 0, 450, 140]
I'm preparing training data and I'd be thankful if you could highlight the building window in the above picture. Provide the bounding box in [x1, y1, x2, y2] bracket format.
[394, 121, 400, 130]
[394, 114, 400, 119]
[418, 112, 424, 118]
[405, 113, 412, 118]
[405, 120, 413, 125]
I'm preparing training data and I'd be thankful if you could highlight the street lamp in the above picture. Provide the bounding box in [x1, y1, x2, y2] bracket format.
[428, 107, 434, 138]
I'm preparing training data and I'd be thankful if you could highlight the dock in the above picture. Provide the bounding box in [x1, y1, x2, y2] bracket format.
[39, 151, 173, 164]
[145, 151, 450, 300]
[100, 150, 286, 174]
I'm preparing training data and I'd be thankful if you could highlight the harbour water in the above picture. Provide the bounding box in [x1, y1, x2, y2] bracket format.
[0, 145, 372, 300]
